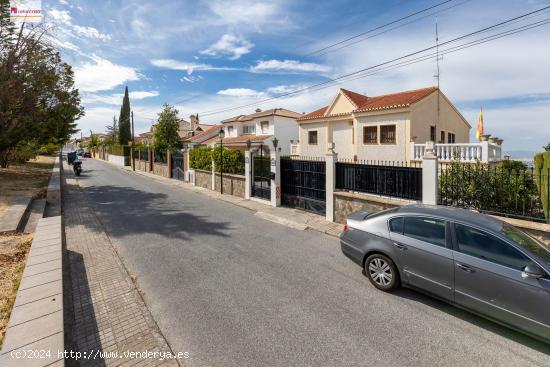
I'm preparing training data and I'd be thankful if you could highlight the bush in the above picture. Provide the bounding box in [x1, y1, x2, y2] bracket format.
[107, 144, 130, 157]
[534, 151, 550, 223]
[213, 147, 245, 175]
[39, 142, 61, 155]
[189, 147, 212, 171]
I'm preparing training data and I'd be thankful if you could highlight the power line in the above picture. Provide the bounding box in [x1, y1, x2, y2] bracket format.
[306, 0, 456, 56]
[197, 6, 550, 117]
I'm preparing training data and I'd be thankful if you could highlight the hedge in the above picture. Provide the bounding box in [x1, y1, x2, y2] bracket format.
[189, 146, 245, 175]
[107, 144, 130, 157]
[534, 150, 550, 223]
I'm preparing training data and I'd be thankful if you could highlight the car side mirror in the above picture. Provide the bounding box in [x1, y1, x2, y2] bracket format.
[521, 264, 545, 279]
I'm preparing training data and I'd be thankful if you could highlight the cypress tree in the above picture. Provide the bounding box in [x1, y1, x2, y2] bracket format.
[118, 86, 131, 145]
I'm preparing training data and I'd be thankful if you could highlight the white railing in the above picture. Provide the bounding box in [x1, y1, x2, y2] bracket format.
[411, 142, 503, 163]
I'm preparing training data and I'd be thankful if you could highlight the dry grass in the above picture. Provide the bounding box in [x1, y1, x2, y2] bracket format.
[0, 232, 32, 346]
[0, 155, 56, 218]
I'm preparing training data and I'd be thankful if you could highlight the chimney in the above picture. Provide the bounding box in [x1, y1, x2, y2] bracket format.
[189, 114, 198, 131]
[255, 108, 261, 113]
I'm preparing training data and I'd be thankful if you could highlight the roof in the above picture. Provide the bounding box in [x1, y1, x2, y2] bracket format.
[222, 108, 302, 124]
[182, 125, 222, 142]
[202, 134, 273, 146]
[396, 204, 504, 232]
[298, 86, 437, 121]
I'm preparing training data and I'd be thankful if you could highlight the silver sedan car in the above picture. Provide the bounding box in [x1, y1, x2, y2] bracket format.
[340, 204, 550, 342]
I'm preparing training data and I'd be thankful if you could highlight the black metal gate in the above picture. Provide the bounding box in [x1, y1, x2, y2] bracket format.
[171, 152, 184, 180]
[252, 145, 271, 200]
[281, 158, 326, 215]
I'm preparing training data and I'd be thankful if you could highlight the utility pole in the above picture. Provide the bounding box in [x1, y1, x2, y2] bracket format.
[131, 111, 135, 171]
[435, 23, 441, 141]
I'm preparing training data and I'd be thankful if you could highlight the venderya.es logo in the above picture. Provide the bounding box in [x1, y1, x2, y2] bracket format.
[9, 1, 42, 23]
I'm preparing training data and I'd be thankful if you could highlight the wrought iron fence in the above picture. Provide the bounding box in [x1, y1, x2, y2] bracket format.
[335, 161, 422, 200]
[139, 148, 148, 161]
[281, 158, 326, 215]
[438, 162, 548, 222]
[154, 150, 167, 164]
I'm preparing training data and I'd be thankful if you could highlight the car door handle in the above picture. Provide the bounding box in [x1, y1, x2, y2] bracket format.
[456, 263, 474, 273]
[393, 242, 407, 250]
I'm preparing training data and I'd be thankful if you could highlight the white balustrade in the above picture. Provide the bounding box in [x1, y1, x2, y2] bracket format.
[411, 142, 502, 163]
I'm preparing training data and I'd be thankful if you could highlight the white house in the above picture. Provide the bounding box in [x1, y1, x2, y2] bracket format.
[294, 86, 502, 163]
[203, 108, 302, 154]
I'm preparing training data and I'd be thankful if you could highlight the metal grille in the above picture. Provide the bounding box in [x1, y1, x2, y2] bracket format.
[281, 158, 326, 215]
[336, 162, 422, 200]
[252, 145, 271, 201]
[171, 152, 184, 180]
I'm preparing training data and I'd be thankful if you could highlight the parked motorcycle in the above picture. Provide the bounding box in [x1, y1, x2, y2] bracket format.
[73, 160, 82, 176]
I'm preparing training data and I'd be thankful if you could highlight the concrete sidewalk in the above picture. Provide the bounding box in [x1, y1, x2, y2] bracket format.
[118, 165, 343, 238]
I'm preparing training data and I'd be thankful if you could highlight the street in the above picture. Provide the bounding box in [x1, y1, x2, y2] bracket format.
[73, 158, 550, 366]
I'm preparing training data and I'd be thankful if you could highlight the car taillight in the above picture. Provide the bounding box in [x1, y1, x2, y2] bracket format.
[343, 223, 348, 233]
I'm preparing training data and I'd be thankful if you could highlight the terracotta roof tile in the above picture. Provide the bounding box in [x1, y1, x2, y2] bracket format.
[299, 86, 437, 120]
[297, 106, 328, 121]
[222, 108, 302, 123]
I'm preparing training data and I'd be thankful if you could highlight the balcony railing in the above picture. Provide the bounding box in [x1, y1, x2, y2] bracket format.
[411, 142, 503, 163]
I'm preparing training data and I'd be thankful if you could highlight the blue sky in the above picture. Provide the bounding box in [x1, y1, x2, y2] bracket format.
[42, 0, 550, 153]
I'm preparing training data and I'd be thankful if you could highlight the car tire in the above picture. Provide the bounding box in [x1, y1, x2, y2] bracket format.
[364, 254, 399, 291]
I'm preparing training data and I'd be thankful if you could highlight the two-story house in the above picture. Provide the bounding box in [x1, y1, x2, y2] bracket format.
[295, 86, 473, 162]
[202, 108, 302, 154]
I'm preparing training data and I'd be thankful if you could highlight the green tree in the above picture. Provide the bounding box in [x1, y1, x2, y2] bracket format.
[534, 151, 550, 223]
[118, 86, 131, 145]
[87, 131, 100, 150]
[0, 1, 83, 167]
[105, 116, 118, 145]
[153, 104, 182, 151]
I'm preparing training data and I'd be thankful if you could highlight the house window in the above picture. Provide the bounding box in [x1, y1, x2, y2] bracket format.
[261, 121, 269, 134]
[380, 125, 396, 144]
[243, 124, 256, 134]
[448, 132, 456, 143]
[430, 126, 436, 141]
[308, 131, 318, 145]
[227, 126, 234, 136]
[440, 131, 445, 143]
[363, 126, 378, 144]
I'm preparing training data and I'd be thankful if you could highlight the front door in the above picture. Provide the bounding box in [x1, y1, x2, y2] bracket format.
[452, 223, 550, 339]
[252, 145, 271, 200]
[390, 216, 454, 301]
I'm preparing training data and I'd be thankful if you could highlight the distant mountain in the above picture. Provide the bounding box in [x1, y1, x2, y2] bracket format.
[505, 150, 537, 160]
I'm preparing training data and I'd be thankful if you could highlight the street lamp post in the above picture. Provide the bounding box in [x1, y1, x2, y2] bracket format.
[219, 129, 225, 194]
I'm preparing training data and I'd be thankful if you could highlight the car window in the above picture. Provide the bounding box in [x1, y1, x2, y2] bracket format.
[455, 224, 533, 270]
[389, 217, 403, 234]
[501, 225, 550, 265]
[403, 217, 446, 247]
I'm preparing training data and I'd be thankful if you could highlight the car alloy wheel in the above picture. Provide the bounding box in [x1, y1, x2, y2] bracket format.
[365, 254, 399, 291]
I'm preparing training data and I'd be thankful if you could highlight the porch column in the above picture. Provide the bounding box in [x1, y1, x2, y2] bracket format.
[422, 141, 438, 205]
[481, 140, 490, 163]
[244, 150, 252, 199]
[325, 150, 338, 222]
[270, 145, 281, 207]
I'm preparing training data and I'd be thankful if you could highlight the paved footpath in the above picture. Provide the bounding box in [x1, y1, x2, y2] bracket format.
[62, 164, 181, 366]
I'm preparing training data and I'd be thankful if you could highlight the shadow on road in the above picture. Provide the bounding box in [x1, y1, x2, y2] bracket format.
[66, 180, 232, 242]
[389, 286, 550, 356]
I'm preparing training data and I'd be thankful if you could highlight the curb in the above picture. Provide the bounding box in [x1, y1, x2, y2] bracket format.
[0, 156, 65, 367]
[0, 196, 32, 234]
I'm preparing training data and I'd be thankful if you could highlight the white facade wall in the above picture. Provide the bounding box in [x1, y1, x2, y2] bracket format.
[272, 116, 299, 155]
[298, 122, 328, 157]
[331, 120, 354, 159]
[355, 112, 409, 162]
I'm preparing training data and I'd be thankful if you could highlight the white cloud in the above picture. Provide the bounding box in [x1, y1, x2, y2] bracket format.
[266, 84, 308, 94]
[251, 59, 330, 74]
[83, 90, 159, 105]
[74, 55, 141, 92]
[48, 9, 71, 24]
[217, 88, 266, 98]
[200, 34, 253, 60]
[208, 0, 290, 30]
[73, 25, 111, 41]
[150, 58, 235, 73]
[180, 75, 203, 83]
[47, 8, 111, 41]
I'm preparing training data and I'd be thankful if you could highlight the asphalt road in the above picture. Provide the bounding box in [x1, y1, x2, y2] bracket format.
[74, 158, 550, 367]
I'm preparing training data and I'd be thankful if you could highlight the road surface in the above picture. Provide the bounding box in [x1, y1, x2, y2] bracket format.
[72, 158, 550, 366]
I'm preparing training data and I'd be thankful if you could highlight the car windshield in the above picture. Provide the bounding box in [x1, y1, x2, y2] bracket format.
[501, 225, 550, 265]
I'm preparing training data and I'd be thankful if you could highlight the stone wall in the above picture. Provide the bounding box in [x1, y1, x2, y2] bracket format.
[334, 191, 415, 224]
[195, 169, 212, 189]
[136, 159, 148, 172]
[214, 173, 245, 198]
[152, 162, 169, 178]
